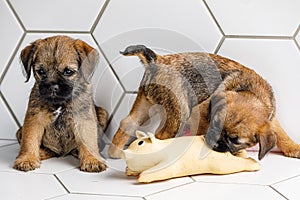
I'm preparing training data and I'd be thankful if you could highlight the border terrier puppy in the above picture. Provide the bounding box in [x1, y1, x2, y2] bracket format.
[14, 36, 108, 172]
[108, 45, 300, 160]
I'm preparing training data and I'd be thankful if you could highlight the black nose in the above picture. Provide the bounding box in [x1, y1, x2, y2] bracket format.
[49, 84, 59, 92]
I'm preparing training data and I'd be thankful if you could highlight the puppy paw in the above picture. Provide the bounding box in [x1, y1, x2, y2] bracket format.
[108, 145, 122, 159]
[13, 154, 40, 172]
[80, 157, 107, 172]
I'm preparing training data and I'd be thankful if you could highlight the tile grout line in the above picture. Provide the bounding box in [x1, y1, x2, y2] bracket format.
[0, 32, 25, 84]
[91, 34, 127, 92]
[103, 92, 126, 143]
[214, 35, 225, 54]
[90, 0, 111, 33]
[271, 174, 300, 185]
[53, 174, 71, 194]
[293, 25, 300, 53]
[0, 91, 21, 128]
[202, 0, 225, 36]
[292, 25, 300, 38]
[26, 30, 90, 34]
[144, 181, 195, 198]
[269, 185, 289, 200]
[225, 35, 293, 40]
[5, 0, 27, 32]
[69, 192, 142, 199]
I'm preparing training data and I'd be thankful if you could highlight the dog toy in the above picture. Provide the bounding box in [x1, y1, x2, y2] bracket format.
[121, 131, 260, 183]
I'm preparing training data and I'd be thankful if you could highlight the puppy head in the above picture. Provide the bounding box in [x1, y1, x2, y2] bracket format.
[21, 35, 99, 104]
[212, 123, 276, 160]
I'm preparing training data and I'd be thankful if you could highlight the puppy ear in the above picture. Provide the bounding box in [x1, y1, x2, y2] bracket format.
[20, 40, 41, 82]
[258, 125, 277, 160]
[73, 40, 99, 81]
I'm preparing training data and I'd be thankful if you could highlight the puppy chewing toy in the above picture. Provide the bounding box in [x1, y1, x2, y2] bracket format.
[121, 131, 260, 183]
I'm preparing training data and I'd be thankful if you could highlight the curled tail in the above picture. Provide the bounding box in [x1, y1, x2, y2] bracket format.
[120, 45, 158, 64]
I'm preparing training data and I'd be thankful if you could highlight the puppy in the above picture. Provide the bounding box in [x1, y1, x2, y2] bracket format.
[108, 45, 300, 160]
[14, 36, 108, 172]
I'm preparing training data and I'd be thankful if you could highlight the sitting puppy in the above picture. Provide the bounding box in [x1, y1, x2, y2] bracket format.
[14, 36, 108, 172]
[108, 45, 300, 160]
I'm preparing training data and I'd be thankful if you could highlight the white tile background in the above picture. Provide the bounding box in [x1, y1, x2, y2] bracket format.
[0, 0, 300, 199]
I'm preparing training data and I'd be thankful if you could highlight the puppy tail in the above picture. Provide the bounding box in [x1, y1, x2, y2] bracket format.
[272, 117, 300, 158]
[120, 45, 158, 64]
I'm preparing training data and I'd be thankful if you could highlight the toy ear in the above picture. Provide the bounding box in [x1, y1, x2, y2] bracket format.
[146, 132, 155, 143]
[136, 131, 148, 138]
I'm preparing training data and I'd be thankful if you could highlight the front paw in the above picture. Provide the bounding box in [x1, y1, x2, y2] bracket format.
[13, 154, 40, 172]
[80, 157, 107, 172]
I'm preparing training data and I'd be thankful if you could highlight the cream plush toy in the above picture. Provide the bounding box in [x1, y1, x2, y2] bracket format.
[121, 131, 260, 183]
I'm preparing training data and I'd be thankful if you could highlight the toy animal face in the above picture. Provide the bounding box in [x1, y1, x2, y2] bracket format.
[122, 131, 163, 173]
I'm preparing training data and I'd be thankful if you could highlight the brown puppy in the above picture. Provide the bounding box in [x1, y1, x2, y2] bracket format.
[14, 36, 108, 172]
[108, 45, 300, 160]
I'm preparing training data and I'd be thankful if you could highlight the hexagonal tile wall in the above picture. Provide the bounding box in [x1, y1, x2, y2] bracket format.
[8, 0, 106, 31]
[0, 0, 23, 79]
[205, 0, 300, 36]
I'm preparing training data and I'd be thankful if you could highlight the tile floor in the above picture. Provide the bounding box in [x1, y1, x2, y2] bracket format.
[1, 140, 300, 200]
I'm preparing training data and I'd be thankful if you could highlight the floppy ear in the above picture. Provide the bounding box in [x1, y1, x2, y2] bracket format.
[258, 128, 277, 160]
[20, 40, 41, 82]
[73, 39, 99, 81]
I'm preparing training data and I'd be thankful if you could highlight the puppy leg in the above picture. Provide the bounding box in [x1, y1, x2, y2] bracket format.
[95, 106, 108, 131]
[109, 93, 152, 158]
[272, 117, 300, 158]
[14, 113, 48, 171]
[74, 117, 107, 172]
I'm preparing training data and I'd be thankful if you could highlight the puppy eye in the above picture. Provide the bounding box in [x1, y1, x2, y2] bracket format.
[37, 68, 46, 78]
[63, 68, 75, 76]
[228, 136, 240, 144]
[138, 140, 144, 146]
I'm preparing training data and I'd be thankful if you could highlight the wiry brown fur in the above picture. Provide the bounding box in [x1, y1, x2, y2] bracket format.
[109, 45, 300, 160]
[14, 36, 108, 172]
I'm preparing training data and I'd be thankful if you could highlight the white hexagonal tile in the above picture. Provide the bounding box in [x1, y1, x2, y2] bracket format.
[192, 152, 300, 185]
[272, 175, 300, 200]
[206, 0, 300, 36]
[145, 182, 285, 200]
[92, 57, 124, 116]
[0, 144, 78, 174]
[0, 96, 18, 139]
[0, 171, 67, 199]
[56, 159, 193, 197]
[0, 0, 23, 78]
[50, 194, 142, 200]
[1, 33, 115, 124]
[218, 38, 300, 142]
[9, 0, 105, 31]
[94, 0, 222, 81]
